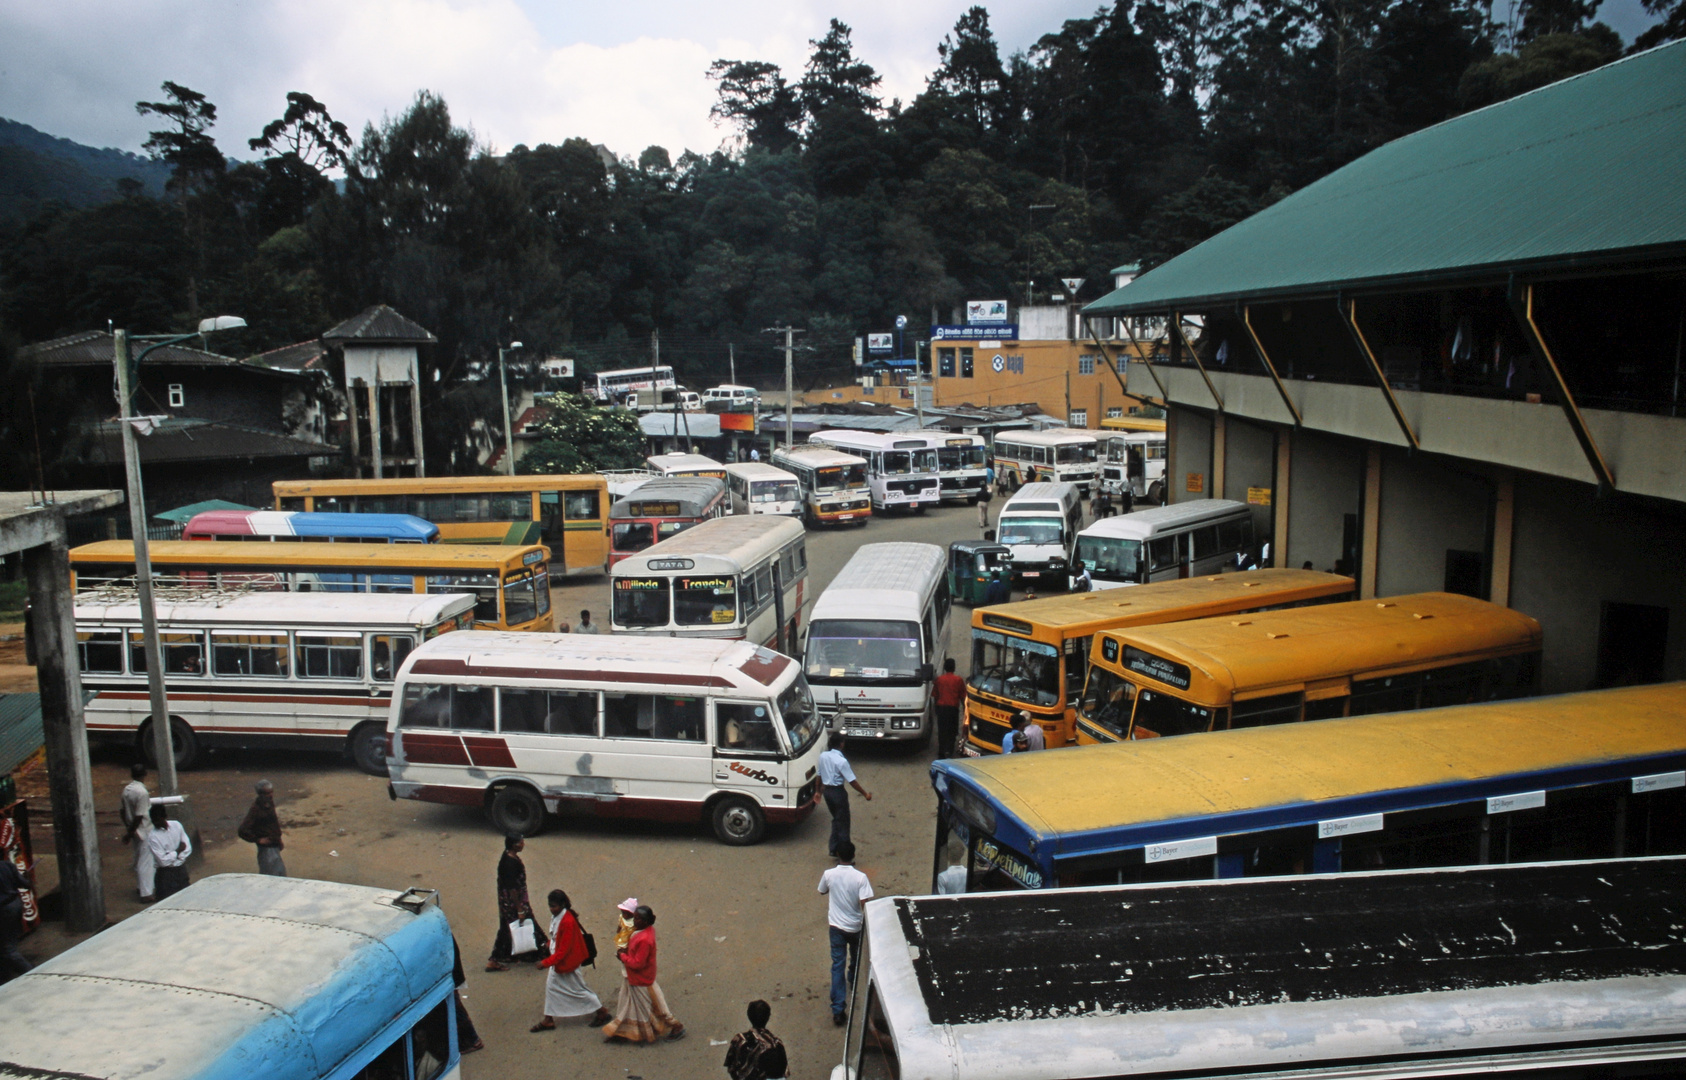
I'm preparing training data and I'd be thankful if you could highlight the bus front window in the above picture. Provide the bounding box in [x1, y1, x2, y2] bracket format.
[1080, 666, 1137, 738]
[1076, 535, 1143, 583]
[777, 675, 823, 756]
[805, 620, 923, 684]
[502, 571, 540, 626]
[1131, 688, 1216, 739]
[674, 575, 737, 625]
[753, 480, 800, 504]
[614, 577, 670, 627]
[969, 632, 1060, 707]
[845, 465, 867, 488]
[1058, 443, 1098, 463]
[882, 451, 912, 475]
[427, 573, 500, 623]
[613, 522, 655, 552]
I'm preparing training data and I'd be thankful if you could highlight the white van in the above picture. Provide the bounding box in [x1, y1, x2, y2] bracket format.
[1073, 499, 1256, 589]
[725, 462, 803, 517]
[705, 385, 760, 410]
[995, 482, 1081, 583]
[386, 632, 827, 844]
[803, 543, 949, 743]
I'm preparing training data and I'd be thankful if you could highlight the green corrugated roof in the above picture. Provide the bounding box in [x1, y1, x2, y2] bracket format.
[1086, 40, 1686, 317]
[0, 694, 44, 776]
[153, 498, 256, 524]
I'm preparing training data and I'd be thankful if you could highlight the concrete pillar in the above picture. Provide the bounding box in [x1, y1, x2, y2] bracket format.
[24, 534, 105, 931]
[409, 355, 426, 478]
[1212, 413, 1227, 500]
[1274, 429, 1291, 568]
[1360, 444, 1382, 600]
[368, 381, 384, 480]
[346, 381, 363, 479]
[1491, 475, 1515, 607]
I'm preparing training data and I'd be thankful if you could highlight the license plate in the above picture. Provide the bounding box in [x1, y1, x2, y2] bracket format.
[838, 514, 854, 520]
[846, 728, 876, 738]
[1022, 571, 1040, 578]
[962, 746, 982, 758]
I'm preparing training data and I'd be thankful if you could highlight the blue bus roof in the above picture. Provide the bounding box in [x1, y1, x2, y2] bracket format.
[288, 512, 439, 541]
[0, 874, 455, 1080]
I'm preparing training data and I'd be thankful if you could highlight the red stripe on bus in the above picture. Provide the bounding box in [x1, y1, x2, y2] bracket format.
[408, 658, 732, 688]
[401, 732, 471, 765]
[462, 736, 517, 769]
[94, 691, 390, 707]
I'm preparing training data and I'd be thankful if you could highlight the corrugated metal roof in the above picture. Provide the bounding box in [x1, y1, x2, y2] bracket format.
[639, 413, 722, 438]
[321, 305, 437, 344]
[0, 694, 44, 776]
[91, 419, 335, 464]
[245, 339, 329, 371]
[1086, 41, 1686, 316]
[19, 331, 304, 378]
[153, 499, 257, 524]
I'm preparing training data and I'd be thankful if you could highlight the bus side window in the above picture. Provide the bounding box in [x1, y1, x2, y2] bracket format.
[565, 489, 600, 521]
[604, 693, 655, 738]
[447, 686, 494, 731]
[1064, 636, 1090, 698]
[409, 996, 454, 1080]
[278, 497, 307, 511]
[1191, 526, 1222, 561]
[78, 631, 124, 674]
[399, 683, 452, 728]
[1148, 536, 1178, 570]
[716, 701, 779, 752]
[1349, 674, 1419, 715]
[1230, 692, 1303, 729]
[370, 635, 414, 681]
[655, 696, 705, 740]
[350, 1033, 407, 1080]
[298, 634, 364, 679]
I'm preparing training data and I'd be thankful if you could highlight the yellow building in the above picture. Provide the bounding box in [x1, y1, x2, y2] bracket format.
[927, 335, 1155, 429]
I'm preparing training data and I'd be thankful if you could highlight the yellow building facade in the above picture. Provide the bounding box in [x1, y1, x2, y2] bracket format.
[927, 337, 1153, 428]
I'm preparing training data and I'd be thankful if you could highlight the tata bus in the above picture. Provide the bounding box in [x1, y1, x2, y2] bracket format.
[725, 462, 803, 517]
[76, 589, 475, 773]
[69, 540, 554, 633]
[586, 363, 676, 404]
[609, 475, 728, 565]
[990, 428, 1099, 493]
[807, 430, 940, 512]
[1075, 591, 1540, 744]
[646, 451, 728, 480]
[932, 682, 1685, 896]
[964, 568, 1355, 754]
[610, 515, 807, 652]
[184, 509, 439, 543]
[0, 874, 463, 1080]
[804, 543, 949, 744]
[387, 632, 826, 844]
[1099, 430, 1167, 504]
[272, 474, 610, 573]
[907, 431, 988, 504]
[771, 445, 872, 526]
[994, 482, 1081, 584]
[1074, 499, 1256, 588]
[837, 857, 1686, 1080]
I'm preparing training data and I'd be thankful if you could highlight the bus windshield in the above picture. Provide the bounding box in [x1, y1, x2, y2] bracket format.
[752, 480, 800, 504]
[1078, 665, 1137, 737]
[805, 619, 923, 682]
[938, 445, 986, 469]
[1058, 443, 1098, 463]
[970, 631, 1060, 707]
[501, 569, 549, 626]
[816, 465, 867, 490]
[881, 452, 916, 475]
[1132, 686, 1216, 738]
[779, 675, 824, 756]
[1076, 535, 1142, 581]
[998, 518, 1064, 547]
[674, 575, 737, 625]
[614, 578, 669, 626]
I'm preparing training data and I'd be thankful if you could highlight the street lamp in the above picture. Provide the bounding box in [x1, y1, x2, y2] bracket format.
[499, 341, 523, 476]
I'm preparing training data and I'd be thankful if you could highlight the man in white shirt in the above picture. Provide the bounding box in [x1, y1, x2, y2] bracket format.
[145, 805, 193, 900]
[817, 841, 873, 1027]
[817, 734, 872, 857]
[119, 763, 154, 901]
[575, 609, 601, 634]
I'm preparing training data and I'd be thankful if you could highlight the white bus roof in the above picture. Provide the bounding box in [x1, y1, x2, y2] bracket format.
[907, 430, 985, 446]
[613, 515, 803, 571]
[994, 427, 1098, 445]
[1077, 498, 1250, 540]
[1103, 430, 1166, 444]
[725, 462, 799, 482]
[810, 430, 933, 451]
[647, 452, 725, 473]
[596, 365, 675, 377]
[1000, 482, 1078, 512]
[401, 630, 799, 693]
[74, 590, 476, 627]
[774, 445, 867, 467]
[706, 384, 759, 394]
[810, 543, 944, 623]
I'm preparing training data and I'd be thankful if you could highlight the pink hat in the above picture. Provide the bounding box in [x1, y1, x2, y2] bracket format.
[617, 897, 639, 913]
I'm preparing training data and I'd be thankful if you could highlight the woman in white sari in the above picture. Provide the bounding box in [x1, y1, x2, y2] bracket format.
[532, 889, 612, 1031]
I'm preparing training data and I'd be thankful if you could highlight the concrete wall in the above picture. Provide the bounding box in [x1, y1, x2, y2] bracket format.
[1375, 447, 1494, 598]
[1287, 430, 1364, 573]
[1222, 417, 1277, 542]
[1169, 407, 1213, 504]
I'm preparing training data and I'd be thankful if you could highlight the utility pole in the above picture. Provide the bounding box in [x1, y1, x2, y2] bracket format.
[1065, 370, 1072, 426]
[728, 343, 736, 385]
[764, 327, 803, 450]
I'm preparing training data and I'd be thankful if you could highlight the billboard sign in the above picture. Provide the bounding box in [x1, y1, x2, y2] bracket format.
[931, 324, 1017, 342]
[967, 299, 1009, 323]
[867, 333, 894, 353]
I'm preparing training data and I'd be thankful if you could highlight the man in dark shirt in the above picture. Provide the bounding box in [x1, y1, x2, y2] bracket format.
[237, 779, 286, 876]
[724, 999, 789, 1079]
[932, 657, 967, 758]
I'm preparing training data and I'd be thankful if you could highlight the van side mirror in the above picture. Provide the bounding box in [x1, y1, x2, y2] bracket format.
[919, 663, 935, 682]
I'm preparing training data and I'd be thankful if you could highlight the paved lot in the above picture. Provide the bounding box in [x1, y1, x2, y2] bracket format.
[18, 497, 1031, 1080]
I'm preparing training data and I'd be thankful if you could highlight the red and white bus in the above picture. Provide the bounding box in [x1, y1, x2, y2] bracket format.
[608, 476, 729, 566]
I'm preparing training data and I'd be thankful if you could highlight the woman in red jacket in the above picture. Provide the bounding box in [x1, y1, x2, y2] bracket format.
[601, 904, 686, 1043]
[532, 889, 612, 1031]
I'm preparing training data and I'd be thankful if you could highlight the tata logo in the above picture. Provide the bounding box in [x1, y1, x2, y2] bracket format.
[728, 762, 778, 785]
[991, 354, 1024, 375]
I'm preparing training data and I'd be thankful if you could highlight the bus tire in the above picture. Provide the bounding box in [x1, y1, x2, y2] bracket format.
[1148, 480, 1164, 504]
[348, 723, 390, 777]
[137, 717, 199, 771]
[488, 784, 547, 837]
[710, 795, 766, 846]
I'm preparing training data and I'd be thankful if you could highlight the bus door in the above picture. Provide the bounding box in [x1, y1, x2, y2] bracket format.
[711, 699, 789, 796]
[540, 492, 567, 568]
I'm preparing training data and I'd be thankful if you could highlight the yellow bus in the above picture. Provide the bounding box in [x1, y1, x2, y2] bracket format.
[69, 540, 555, 632]
[1076, 591, 1541, 745]
[1098, 415, 1166, 432]
[272, 475, 610, 574]
[966, 569, 1355, 754]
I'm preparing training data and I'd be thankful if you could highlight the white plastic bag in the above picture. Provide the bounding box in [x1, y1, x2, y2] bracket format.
[508, 917, 538, 955]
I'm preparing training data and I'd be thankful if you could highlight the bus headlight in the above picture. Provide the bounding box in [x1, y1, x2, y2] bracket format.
[891, 718, 922, 730]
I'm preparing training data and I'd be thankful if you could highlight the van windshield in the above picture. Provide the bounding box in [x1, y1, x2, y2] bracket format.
[805, 619, 923, 683]
[998, 518, 1064, 546]
[779, 675, 824, 756]
[1076, 535, 1143, 582]
[751, 480, 800, 503]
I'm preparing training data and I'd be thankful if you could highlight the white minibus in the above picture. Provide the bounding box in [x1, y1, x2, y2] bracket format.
[808, 430, 940, 512]
[803, 542, 949, 743]
[991, 428, 1099, 493]
[387, 632, 827, 844]
[772, 445, 873, 526]
[76, 590, 476, 774]
[725, 462, 803, 517]
[1073, 498, 1256, 588]
[995, 482, 1081, 584]
[908, 430, 988, 504]
[610, 515, 808, 652]
[704, 384, 760, 409]
[646, 451, 728, 480]
[1100, 431, 1168, 503]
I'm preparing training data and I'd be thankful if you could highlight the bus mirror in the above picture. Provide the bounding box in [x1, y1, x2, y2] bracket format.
[389, 887, 439, 914]
[919, 663, 935, 683]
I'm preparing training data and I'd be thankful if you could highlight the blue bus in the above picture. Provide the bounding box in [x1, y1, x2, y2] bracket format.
[0, 874, 463, 1080]
[185, 510, 440, 543]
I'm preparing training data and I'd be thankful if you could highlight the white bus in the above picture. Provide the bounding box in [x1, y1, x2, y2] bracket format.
[772, 445, 873, 526]
[995, 482, 1082, 584]
[1073, 498, 1256, 589]
[586, 364, 676, 404]
[803, 543, 949, 743]
[75, 590, 476, 774]
[646, 450, 728, 480]
[387, 632, 827, 844]
[808, 430, 940, 512]
[906, 431, 988, 504]
[1100, 431, 1168, 503]
[992, 428, 1100, 493]
[835, 857, 1686, 1080]
[704, 384, 761, 409]
[725, 462, 803, 517]
[610, 515, 808, 652]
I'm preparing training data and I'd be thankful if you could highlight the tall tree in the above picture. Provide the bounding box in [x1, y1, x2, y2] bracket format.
[929, 7, 1010, 137]
[800, 19, 883, 118]
[137, 81, 225, 320]
[708, 60, 803, 151]
[248, 92, 353, 232]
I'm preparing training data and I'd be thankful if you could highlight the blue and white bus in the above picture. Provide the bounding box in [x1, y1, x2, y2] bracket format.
[0, 874, 464, 1080]
[185, 510, 440, 543]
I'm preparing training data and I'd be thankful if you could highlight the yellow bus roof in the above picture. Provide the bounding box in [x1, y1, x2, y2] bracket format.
[1098, 591, 1541, 702]
[272, 475, 605, 495]
[1098, 416, 1167, 432]
[70, 540, 545, 569]
[951, 682, 1686, 840]
[972, 569, 1354, 640]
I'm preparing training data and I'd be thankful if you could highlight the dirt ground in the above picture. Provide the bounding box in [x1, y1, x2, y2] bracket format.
[8, 501, 1027, 1078]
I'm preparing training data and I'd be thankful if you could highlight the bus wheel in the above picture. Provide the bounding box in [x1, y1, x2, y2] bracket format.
[488, 785, 546, 837]
[137, 717, 199, 770]
[348, 723, 390, 777]
[711, 795, 766, 846]
[1148, 481, 1164, 504]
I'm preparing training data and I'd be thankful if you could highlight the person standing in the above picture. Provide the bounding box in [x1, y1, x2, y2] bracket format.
[602, 904, 686, 1043]
[932, 658, 966, 758]
[0, 854, 31, 983]
[613, 896, 639, 949]
[818, 733, 872, 857]
[724, 999, 789, 1080]
[1072, 560, 1093, 593]
[818, 840, 873, 1026]
[977, 468, 994, 530]
[488, 834, 547, 971]
[146, 805, 192, 900]
[237, 779, 286, 876]
[576, 609, 601, 634]
[451, 939, 485, 1054]
[750, 446, 761, 462]
[1093, 486, 1112, 520]
[119, 763, 154, 902]
[532, 889, 612, 1030]
[1003, 711, 1045, 753]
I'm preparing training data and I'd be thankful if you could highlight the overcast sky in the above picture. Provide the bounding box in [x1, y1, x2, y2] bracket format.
[0, 0, 1661, 163]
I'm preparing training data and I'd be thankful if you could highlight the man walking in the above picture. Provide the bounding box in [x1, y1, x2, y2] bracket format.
[818, 841, 873, 1027]
[238, 779, 286, 876]
[576, 609, 601, 634]
[977, 466, 994, 530]
[724, 999, 789, 1080]
[818, 733, 871, 857]
[932, 658, 966, 758]
[119, 763, 154, 901]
